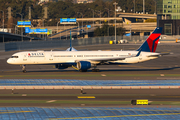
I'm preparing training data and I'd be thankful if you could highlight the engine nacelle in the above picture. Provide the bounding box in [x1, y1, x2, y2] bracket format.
[55, 64, 68, 69]
[77, 61, 91, 70]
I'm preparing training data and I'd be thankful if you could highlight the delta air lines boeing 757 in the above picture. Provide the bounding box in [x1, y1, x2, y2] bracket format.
[7, 27, 166, 72]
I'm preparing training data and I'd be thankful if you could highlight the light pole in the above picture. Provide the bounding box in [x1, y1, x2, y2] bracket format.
[113, 2, 118, 44]
[57, 21, 61, 40]
[10, 23, 16, 33]
[105, 8, 110, 36]
[95, 10, 101, 28]
[15, 25, 17, 34]
[77, 21, 79, 35]
[16, 13, 23, 42]
[42, 18, 45, 40]
[134, 0, 135, 13]
[0, 10, 4, 43]
[153, 0, 156, 14]
[64, 24, 67, 40]
[143, 0, 145, 14]
[77, 12, 83, 28]
[88, 8, 94, 28]
[37, 17, 45, 40]
[130, 24, 132, 41]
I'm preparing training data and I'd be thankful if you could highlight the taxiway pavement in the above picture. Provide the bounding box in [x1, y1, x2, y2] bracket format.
[0, 43, 180, 80]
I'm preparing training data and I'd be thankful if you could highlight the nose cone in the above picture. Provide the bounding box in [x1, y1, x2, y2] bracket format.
[7, 58, 12, 64]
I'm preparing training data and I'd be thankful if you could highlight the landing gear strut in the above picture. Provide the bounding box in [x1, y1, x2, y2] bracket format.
[92, 65, 100, 72]
[22, 65, 26, 73]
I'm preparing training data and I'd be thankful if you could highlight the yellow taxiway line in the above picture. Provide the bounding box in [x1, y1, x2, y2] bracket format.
[77, 96, 95, 99]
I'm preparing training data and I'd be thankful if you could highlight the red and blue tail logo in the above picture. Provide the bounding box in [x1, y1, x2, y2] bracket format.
[137, 27, 162, 52]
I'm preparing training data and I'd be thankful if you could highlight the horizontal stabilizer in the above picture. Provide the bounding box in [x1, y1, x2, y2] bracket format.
[147, 52, 170, 57]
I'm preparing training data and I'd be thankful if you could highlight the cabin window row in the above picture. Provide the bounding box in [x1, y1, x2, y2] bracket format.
[53, 55, 114, 57]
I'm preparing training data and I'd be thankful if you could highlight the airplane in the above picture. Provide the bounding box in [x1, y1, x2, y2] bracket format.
[7, 27, 166, 73]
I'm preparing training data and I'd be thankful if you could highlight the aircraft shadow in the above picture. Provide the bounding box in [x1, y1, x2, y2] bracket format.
[26, 67, 180, 73]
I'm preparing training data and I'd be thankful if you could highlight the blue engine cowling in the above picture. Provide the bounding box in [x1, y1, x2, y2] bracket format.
[55, 64, 68, 69]
[77, 61, 91, 70]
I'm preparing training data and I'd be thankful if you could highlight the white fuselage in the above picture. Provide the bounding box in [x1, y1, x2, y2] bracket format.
[7, 50, 159, 65]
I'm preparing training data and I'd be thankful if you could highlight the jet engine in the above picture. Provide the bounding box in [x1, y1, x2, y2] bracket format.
[77, 61, 91, 70]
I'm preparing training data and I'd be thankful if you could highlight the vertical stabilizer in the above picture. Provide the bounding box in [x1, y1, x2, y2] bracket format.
[66, 30, 77, 51]
[137, 27, 162, 52]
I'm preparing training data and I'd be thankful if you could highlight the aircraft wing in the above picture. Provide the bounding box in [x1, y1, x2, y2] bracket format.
[75, 55, 134, 64]
[75, 49, 142, 64]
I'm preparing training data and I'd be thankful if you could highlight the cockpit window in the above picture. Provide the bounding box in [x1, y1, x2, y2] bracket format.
[11, 56, 18, 58]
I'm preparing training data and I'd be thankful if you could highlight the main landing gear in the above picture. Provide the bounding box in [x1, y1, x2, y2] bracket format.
[22, 65, 26, 73]
[92, 65, 100, 72]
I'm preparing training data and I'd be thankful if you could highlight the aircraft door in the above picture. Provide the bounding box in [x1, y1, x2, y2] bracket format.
[23, 53, 28, 62]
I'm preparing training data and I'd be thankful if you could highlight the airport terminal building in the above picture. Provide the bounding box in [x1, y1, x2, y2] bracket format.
[157, 0, 180, 35]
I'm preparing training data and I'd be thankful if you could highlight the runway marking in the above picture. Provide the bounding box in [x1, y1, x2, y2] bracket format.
[77, 96, 95, 99]
[50, 113, 180, 119]
[101, 74, 106, 76]
[47, 100, 57, 103]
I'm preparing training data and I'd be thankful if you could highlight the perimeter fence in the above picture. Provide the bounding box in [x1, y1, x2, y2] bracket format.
[0, 36, 147, 52]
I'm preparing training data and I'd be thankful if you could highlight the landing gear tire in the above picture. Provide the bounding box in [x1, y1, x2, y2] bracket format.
[92, 69, 100, 72]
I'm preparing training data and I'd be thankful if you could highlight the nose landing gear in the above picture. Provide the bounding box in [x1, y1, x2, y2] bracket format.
[22, 65, 26, 73]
